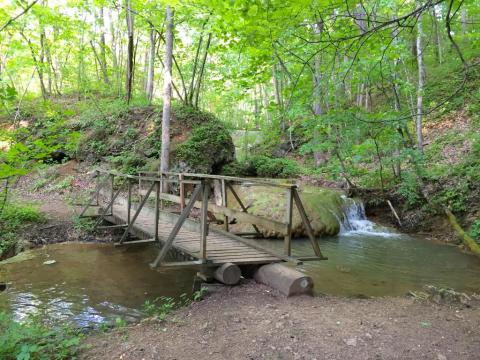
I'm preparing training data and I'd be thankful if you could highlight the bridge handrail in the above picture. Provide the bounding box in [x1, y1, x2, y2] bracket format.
[82, 168, 325, 261]
[137, 170, 298, 189]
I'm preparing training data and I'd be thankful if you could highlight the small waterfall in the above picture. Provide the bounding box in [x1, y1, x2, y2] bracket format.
[339, 195, 397, 237]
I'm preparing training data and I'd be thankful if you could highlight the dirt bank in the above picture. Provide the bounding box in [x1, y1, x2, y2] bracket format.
[81, 282, 480, 360]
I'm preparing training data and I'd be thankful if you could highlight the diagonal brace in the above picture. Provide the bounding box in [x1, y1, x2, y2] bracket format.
[226, 183, 261, 235]
[119, 181, 156, 244]
[150, 183, 203, 268]
[292, 188, 325, 258]
[93, 187, 123, 229]
[79, 175, 110, 217]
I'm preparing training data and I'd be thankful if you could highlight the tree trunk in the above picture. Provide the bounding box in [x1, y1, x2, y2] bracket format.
[416, 4, 425, 152]
[98, 7, 110, 85]
[445, 208, 480, 258]
[272, 64, 283, 130]
[312, 21, 325, 166]
[261, 84, 272, 125]
[253, 85, 260, 130]
[160, 5, 174, 178]
[194, 33, 211, 108]
[108, 8, 120, 94]
[461, 8, 467, 35]
[432, 8, 442, 64]
[125, 0, 134, 103]
[145, 27, 156, 104]
[188, 33, 204, 105]
[21, 31, 47, 101]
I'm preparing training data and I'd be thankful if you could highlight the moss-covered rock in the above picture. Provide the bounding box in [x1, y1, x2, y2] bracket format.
[227, 184, 343, 237]
[173, 120, 235, 174]
[75, 102, 235, 174]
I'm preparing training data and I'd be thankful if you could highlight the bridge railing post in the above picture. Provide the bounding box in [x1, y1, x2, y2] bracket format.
[95, 170, 100, 206]
[138, 172, 143, 203]
[160, 173, 164, 210]
[127, 179, 132, 225]
[221, 179, 229, 232]
[110, 174, 115, 213]
[284, 186, 293, 256]
[199, 180, 210, 261]
[179, 173, 185, 211]
[154, 179, 160, 242]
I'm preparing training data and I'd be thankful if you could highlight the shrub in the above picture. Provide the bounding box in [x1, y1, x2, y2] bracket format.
[396, 171, 422, 208]
[469, 219, 480, 242]
[0, 203, 44, 257]
[219, 161, 255, 177]
[248, 155, 300, 178]
[0, 312, 82, 359]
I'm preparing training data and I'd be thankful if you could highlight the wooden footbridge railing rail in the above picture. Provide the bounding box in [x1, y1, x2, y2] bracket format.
[79, 169, 326, 268]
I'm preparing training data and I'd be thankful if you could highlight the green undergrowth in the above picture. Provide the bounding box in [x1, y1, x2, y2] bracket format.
[221, 155, 301, 178]
[0, 312, 83, 360]
[0, 203, 44, 258]
[142, 288, 207, 320]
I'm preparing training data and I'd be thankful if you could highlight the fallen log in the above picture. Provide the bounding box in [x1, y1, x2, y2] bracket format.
[445, 208, 480, 258]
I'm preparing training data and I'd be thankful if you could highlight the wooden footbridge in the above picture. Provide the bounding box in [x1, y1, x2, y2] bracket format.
[79, 170, 326, 269]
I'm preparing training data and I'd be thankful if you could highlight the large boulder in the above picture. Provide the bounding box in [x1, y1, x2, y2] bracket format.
[76, 103, 235, 175]
[226, 184, 343, 237]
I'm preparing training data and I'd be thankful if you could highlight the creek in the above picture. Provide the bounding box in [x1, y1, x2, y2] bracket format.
[1, 198, 479, 328]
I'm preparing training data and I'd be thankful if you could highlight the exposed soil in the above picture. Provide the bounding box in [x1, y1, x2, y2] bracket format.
[11, 160, 115, 249]
[80, 281, 480, 360]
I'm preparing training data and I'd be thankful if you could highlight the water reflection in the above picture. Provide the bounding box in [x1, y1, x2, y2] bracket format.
[2, 234, 480, 328]
[0, 243, 197, 328]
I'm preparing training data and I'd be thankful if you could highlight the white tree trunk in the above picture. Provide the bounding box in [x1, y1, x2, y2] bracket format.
[416, 5, 425, 152]
[160, 5, 174, 176]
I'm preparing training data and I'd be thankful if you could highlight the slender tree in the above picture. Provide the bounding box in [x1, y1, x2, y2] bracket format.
[145, 26, 156, 103]
[416, 3, 425, 152]
[125, 0, 134, 103]
[160, 5, 174, 177]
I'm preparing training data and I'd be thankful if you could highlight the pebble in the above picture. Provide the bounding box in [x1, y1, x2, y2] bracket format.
[344, 337, 357, 347]
[364, 333, 373, 340]
[437, 354, 447, 360]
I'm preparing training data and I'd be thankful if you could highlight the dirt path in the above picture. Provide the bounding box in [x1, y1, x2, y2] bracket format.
[81, 282, 480, 360]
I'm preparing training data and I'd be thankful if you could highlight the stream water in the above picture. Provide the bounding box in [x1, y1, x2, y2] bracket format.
[1, 199, 480, 328]
[0, 244, 197, 328]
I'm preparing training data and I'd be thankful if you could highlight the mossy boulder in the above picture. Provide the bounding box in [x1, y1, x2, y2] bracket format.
[173, 120, 235, 173]
[227, 184, 343, 237]
[75, 102, 235, 174]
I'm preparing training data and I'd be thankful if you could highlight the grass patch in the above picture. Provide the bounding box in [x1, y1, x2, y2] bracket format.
[0, 312, 83, 360]
[0, 203, 45, 258]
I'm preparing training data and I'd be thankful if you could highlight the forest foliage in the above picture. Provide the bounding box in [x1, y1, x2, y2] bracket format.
[0, 0, 479, 232]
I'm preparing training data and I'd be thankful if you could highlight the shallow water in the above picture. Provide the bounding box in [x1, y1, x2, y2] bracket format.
[257, 232, 480, 297]
[1, 231, 480, 328]
[0, 243, 196, 328]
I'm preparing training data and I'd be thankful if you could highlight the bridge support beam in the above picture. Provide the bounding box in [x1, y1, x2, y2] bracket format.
[254, 263, 313, 297]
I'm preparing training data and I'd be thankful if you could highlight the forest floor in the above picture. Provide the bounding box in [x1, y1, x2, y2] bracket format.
[80, 281, 480, 360]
